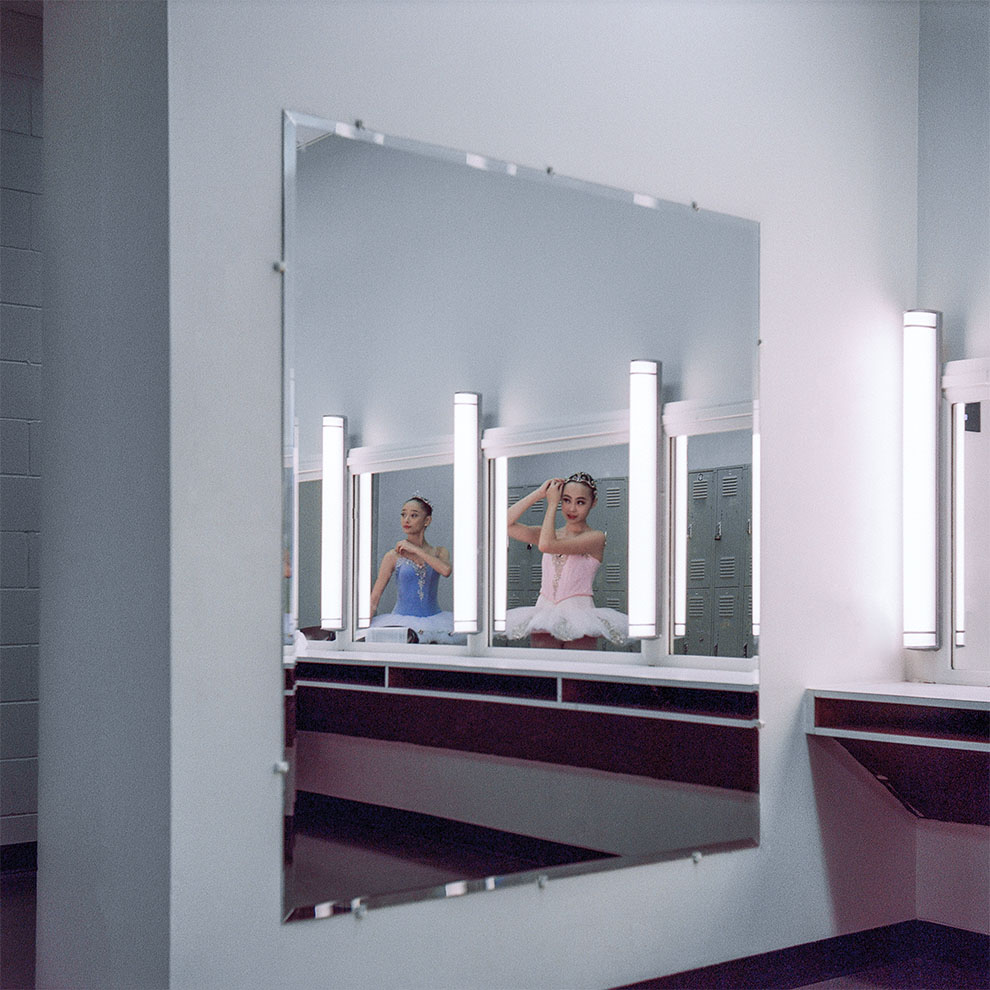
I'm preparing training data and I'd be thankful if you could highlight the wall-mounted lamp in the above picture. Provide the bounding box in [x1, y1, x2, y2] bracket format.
[628, 360, 661, 638]
[902, 310, 941, 649]
[453, 392, 481, 634]
[320, 415, 346, 630]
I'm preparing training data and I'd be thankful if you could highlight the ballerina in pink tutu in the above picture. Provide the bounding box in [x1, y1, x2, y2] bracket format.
[505, 472, 627, 649]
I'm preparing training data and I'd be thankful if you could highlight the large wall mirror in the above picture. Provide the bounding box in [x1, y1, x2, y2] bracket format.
[281, 112, 761, 921]
[946, 359, 990, 672]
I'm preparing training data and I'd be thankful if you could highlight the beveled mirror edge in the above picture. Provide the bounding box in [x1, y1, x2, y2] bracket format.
[283, 835, 759, 924]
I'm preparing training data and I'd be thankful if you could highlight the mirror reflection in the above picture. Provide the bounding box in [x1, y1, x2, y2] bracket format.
[356, 465, 465, 645]
[282, 112, 760, 922]
[671, 430, 756, 659]
[953, 400, 988, 669]
[495, 445, 639, 653]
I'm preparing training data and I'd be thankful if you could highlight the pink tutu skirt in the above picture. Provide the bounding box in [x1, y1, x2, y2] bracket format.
[504, 596, 628, 645]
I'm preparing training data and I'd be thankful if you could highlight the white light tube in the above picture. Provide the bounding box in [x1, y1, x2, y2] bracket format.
[453, 393, 480, 634]
[321, 415, 346, 630]
[628, 360, 660, 638]
[672, 435, 688, 638]
[902, 310, 940, 649]
[751, 431, 761, 640]
[492, 457, 508, 634]
[356, 472, 373, 629]
[291, 419, 300, 632]
[952, 403, 966, 648]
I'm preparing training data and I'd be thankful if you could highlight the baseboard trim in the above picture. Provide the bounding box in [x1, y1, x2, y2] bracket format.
[0, 841, 37, 873]
[614, 920, 990, 989]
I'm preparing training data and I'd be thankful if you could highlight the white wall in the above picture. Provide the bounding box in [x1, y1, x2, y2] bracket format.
[292, 131, 758, 460]
[1, 3, 42, 851]
[913, 0, 990, 932]
[918, 1, 989, 362]
[38, 3, 171, 987]
[40, 2, 988, 988]
[165, 3, 920, 987]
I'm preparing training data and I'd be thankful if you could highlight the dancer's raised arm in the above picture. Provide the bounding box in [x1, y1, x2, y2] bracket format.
[536, 479, 605, 559]
[507, 479, 559, 544]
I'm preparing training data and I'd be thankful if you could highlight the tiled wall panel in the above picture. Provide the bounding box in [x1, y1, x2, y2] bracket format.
[1, 5, 42, 847]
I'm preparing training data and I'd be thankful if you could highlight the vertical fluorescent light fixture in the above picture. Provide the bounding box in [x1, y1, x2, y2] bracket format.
[902, 310, 940, 649]
[628, 360, 660, 638]
[952, 403, 966, 647]
[356, 472, 373, 629]
[672, 434, 688, 638]
[453, 392, 480, 634]
[291, 419, 300, 631]
[751, 430, 761, 640]
[492, 456, 508, 634]
[320, 415, 346, 630]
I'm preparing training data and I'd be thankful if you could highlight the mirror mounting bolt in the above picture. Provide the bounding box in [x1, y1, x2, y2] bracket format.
[273, 260, 286, 274]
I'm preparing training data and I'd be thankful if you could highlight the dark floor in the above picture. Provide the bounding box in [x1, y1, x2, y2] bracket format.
[4, 839, 988, 990]
[1, 868, 35, 990]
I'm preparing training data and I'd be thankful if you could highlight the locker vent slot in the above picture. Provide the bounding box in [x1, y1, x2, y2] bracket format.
[692, 478, 710, 499]
[605, 564, 622, 583]
[531, 564, 542, 584]
[718, 557, 737, 581]
[508, 565, 521, 583]
[721, 475, 740, 497]
[689, 559, 706, 582]
[605, 595, 622, 609]
[718, 595, 736, 617]
[688, 596, 706, 618]
[605, 486, 623, 508]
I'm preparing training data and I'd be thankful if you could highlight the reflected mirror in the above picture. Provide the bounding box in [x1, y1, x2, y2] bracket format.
[354, 464, 465, 646]
[493, 444, 640, 654]
[671, 429, 756, 659]
[282, 112, 760, 921]
[952, 399, 988, 669]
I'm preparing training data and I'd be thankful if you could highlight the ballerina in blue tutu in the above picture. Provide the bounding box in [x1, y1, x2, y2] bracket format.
[369, 496, 457, 643]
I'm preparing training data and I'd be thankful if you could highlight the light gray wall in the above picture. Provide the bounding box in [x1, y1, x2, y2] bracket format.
[1, 3, 42, 850]
[163, 4, 920, 987]
[913, 0, 990, 933]
[37, 2, 989, 988]
[293, 133, 758, 460]
[917, 1, 989, 362]
[686, 430, 751, 471]
[37, 2, 171, 986]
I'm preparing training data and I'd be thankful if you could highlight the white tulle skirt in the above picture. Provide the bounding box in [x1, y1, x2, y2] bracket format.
[504, 596, 628, 645]
[368, 610, 464, 645]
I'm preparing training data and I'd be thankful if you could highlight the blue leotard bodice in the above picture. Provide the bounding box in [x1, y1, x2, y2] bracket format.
[394, 556, 441, 617]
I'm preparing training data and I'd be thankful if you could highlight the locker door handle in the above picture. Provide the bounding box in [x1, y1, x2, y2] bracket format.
[714, 521, 722, 540]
